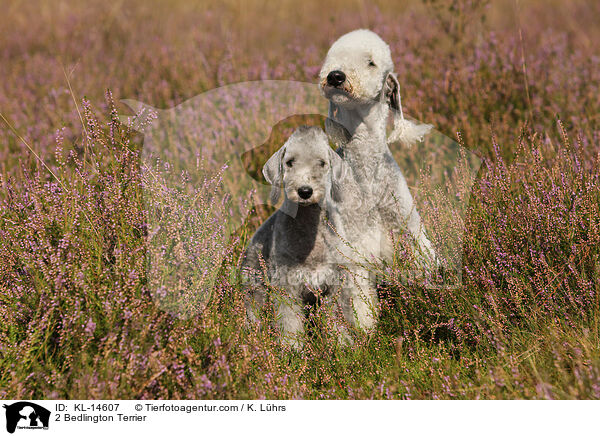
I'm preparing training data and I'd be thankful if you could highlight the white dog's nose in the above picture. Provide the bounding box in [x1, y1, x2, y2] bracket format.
[327, 70, 346, 87]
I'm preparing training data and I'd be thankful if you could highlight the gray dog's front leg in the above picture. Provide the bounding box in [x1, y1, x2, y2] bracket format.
[274, 295, 305, 350]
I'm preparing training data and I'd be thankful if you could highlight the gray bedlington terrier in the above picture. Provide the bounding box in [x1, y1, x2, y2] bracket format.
[242, 126, 377, 348]
[319, 29, 437, 268]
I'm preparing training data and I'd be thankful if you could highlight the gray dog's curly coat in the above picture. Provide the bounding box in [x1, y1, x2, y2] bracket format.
[242, 126, 376, 348]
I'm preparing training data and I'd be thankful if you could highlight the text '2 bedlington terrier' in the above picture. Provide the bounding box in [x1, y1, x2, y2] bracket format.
[242, 126, 377, 349]
[319, 29, 437, 268]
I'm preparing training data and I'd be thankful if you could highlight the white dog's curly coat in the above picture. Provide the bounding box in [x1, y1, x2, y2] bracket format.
[319, 29, 436, 268]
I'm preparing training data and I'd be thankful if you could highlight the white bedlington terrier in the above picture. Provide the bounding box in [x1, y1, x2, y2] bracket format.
[242, 126, 378, 348]
[319, 29, 437, 269]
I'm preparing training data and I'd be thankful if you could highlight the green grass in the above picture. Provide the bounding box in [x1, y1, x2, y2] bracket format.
[1, 0, 599, 399]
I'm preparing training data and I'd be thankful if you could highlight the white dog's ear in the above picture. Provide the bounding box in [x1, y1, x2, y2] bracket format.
[385, 72, 433, 148]
[262, 145, 285, 204]
[328, 147, 346, 203]
[384, 72, 401, 112]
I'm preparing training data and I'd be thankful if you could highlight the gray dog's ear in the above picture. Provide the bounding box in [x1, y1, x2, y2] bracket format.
[328, 147, 346, 203]
[262, 146, 285, 204]
[384, 72, 401, 111]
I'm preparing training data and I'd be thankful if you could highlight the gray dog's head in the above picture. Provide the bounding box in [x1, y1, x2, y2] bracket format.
[319, 29, 401, 111]
[263, 126, 345, 206]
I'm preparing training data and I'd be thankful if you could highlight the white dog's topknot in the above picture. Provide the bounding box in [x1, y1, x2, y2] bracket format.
[326, 29, 394, 73]
[324, 29, 432, 147]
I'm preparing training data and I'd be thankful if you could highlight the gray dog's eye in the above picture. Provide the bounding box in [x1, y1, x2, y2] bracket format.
[286, 158, 294, 168]
[368, 60, 376, 67]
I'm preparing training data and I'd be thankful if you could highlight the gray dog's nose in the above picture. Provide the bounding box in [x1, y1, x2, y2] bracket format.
[327, 70, 346, 87]
[298, 186, 313, 199]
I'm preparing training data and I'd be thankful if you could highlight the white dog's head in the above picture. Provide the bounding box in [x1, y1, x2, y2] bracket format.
[319, 29, 432, 147]
[263, 126, 345, 206]
[319, 29, 399, 110]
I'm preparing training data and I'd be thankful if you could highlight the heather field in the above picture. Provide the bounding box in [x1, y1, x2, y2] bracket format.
[1, 0, 600, 399]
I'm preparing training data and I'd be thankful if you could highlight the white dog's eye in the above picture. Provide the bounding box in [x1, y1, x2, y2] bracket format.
[286, 158, 294, 168]
[319, 160, 326, 167]
[368, 60, 376, 67]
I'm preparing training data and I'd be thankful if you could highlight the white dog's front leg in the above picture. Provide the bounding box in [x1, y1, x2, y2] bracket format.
[412, 226, 438, 268]
[384, 169, 438, 268]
